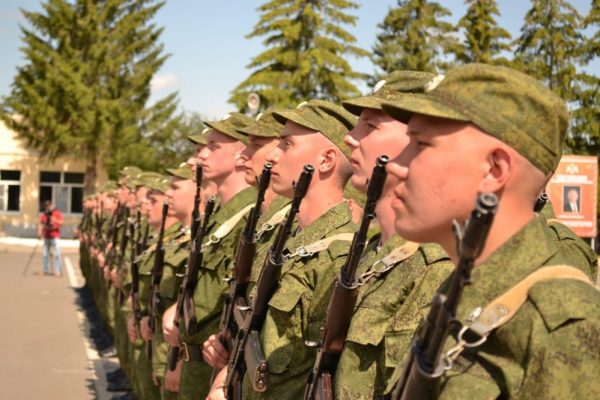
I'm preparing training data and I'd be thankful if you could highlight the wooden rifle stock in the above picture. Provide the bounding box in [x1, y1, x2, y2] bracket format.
[225, 165, 314, 400]
[211, 163, 272, 380]
[304, 155, 389, 400]
[166, 195, 217, 371]
[146, 201, 169, 361]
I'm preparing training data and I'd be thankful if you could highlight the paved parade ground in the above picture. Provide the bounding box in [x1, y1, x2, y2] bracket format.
[0, 240, 115, 400]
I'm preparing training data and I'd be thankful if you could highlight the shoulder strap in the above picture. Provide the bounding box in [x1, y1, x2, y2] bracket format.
[202, 204, 254, 250]
[467, 265, 595, 337]
[284, 233, 355, 260]
[255, 204, 292, 239]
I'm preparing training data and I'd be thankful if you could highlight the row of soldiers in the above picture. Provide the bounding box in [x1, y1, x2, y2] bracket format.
[78, 63, 600, 400]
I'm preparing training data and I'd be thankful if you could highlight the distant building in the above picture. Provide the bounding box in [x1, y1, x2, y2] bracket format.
[0, 120, 107, 238]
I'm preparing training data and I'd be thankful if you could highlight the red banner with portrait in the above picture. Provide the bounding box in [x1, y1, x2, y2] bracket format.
[547, 155, 598, 238]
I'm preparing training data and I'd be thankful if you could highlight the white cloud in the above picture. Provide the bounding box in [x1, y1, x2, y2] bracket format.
[151, 73, 179, 91]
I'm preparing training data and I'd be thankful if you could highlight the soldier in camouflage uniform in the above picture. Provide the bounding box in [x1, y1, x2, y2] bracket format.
[161, 113, 258, 400]
[207, 100, 359, 399]
[321, 71, 456, 399]
[137, 163, 195, 399]
[128, 173, 172, 400]
[380, 63, 600, 398]
[200, 110, 292, 377]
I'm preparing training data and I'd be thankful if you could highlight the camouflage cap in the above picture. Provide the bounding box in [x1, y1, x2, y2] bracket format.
[145, 174, 171, 194]
[188, 127, 210, 145]
[165, 162, 193, 180]
[343, 70, 436, 120]
[100, 180, 118, 193]
[118, 166, 142, 178]
[381, 63, 568, 174]
[204, 112, 254, 144]
[236, 110, 284, 138]
[272, 100, 357, 160]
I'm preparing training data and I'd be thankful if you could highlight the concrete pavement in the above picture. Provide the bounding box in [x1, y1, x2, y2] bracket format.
[0, 242, 117, 400]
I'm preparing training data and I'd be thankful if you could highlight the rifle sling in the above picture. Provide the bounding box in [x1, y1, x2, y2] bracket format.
[466, 265, 595, 338]
[283, 233, 355, 260]
[202, 204, 254, 250]
[255, 204, 292, 239]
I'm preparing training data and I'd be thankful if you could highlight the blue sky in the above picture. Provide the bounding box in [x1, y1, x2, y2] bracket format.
[0, 1, 596, 119]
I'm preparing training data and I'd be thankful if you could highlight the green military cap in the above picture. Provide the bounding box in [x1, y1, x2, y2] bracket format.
[236, 110, 284, 138]
[101, 180, 118, 193]
[272, 100, 357, 160]
[381, 63, 568, 174]
[165, 162, 193, 180]
[188, 127, 210, 145]
[204, 112, 254, 144]
[145, 174, 171, 193]
[118, 165, 142, 177]
[343, 70, 436, 120]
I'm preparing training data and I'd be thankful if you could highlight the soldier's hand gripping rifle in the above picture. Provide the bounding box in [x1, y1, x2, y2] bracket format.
[166, 195, 217, 371]
[391, 193, 498, 400]
[304, 155, 389, 400]
[209, 163, 272, 378]
[225, 165, 314, 400]
[145, 201, 169, 361]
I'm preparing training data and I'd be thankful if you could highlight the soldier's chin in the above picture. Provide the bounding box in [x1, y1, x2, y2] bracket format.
[350, 175, 367, 193]
[271, 181, 293, 198]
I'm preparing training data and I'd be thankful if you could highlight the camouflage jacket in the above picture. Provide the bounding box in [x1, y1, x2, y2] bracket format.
[334, 234, 453, 399]
[386, 215, 600, 399]
[244, 201, 357, 400]
[137, 221, 182, 315]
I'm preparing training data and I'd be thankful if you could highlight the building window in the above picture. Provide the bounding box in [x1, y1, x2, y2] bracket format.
[0, 169, 21, 212]
[40, 171, 84, 214]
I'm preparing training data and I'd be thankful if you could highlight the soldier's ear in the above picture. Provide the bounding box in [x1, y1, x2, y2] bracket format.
[478, 146, 512, 193]
[318, 147, 337, 174]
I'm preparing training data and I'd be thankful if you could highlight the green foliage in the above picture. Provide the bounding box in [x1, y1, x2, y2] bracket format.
[1, 0, 178, 192]
[513, 0, 599, 156]
[455, 0, 512, 64]
[371, 0, 460, 80]
[229, 0, 369, 111]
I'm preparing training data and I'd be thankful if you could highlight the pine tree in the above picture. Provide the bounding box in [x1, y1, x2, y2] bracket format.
[569, 0, 599, 155]
[1, 0, 178, 192]
[371, 0, 459, 79]
[455, 0, 512, 64]
[514, 0, 598, 155]
[229, 0, 369, 111]
[513, 0, 584, 101]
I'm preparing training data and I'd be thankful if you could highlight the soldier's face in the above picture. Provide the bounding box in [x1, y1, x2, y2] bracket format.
[117, 185, 129, 204]
[388, 114, 486, 246]
[165, 178, 195, 221]
[135, 186, 148, 207]
[267, 121, 322, 198]
[189, 146, 206, 175]
[127, 189, 138, 210]
[147, 192, 168, 227]
[240, 135, 279, 186]
[344, 108, 409, 193]
[103, 196, 116, 213]
[197, 130, 245, 183]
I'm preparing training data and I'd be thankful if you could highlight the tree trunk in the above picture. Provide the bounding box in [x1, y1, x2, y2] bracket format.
[84, 151, 97, 194]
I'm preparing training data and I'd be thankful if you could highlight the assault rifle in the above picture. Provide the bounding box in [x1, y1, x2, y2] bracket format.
[146, 201, 169, 360]
[534, 191, 549, 213]
[391, 193, 498, 400]
[191, 163, 203, 239]
[225, 165, 314, 400]
[304, 155, 389, 400]
[211, 163, 272, 377]
[131, 210, 143, 335]
[166, 195, 217, 371]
